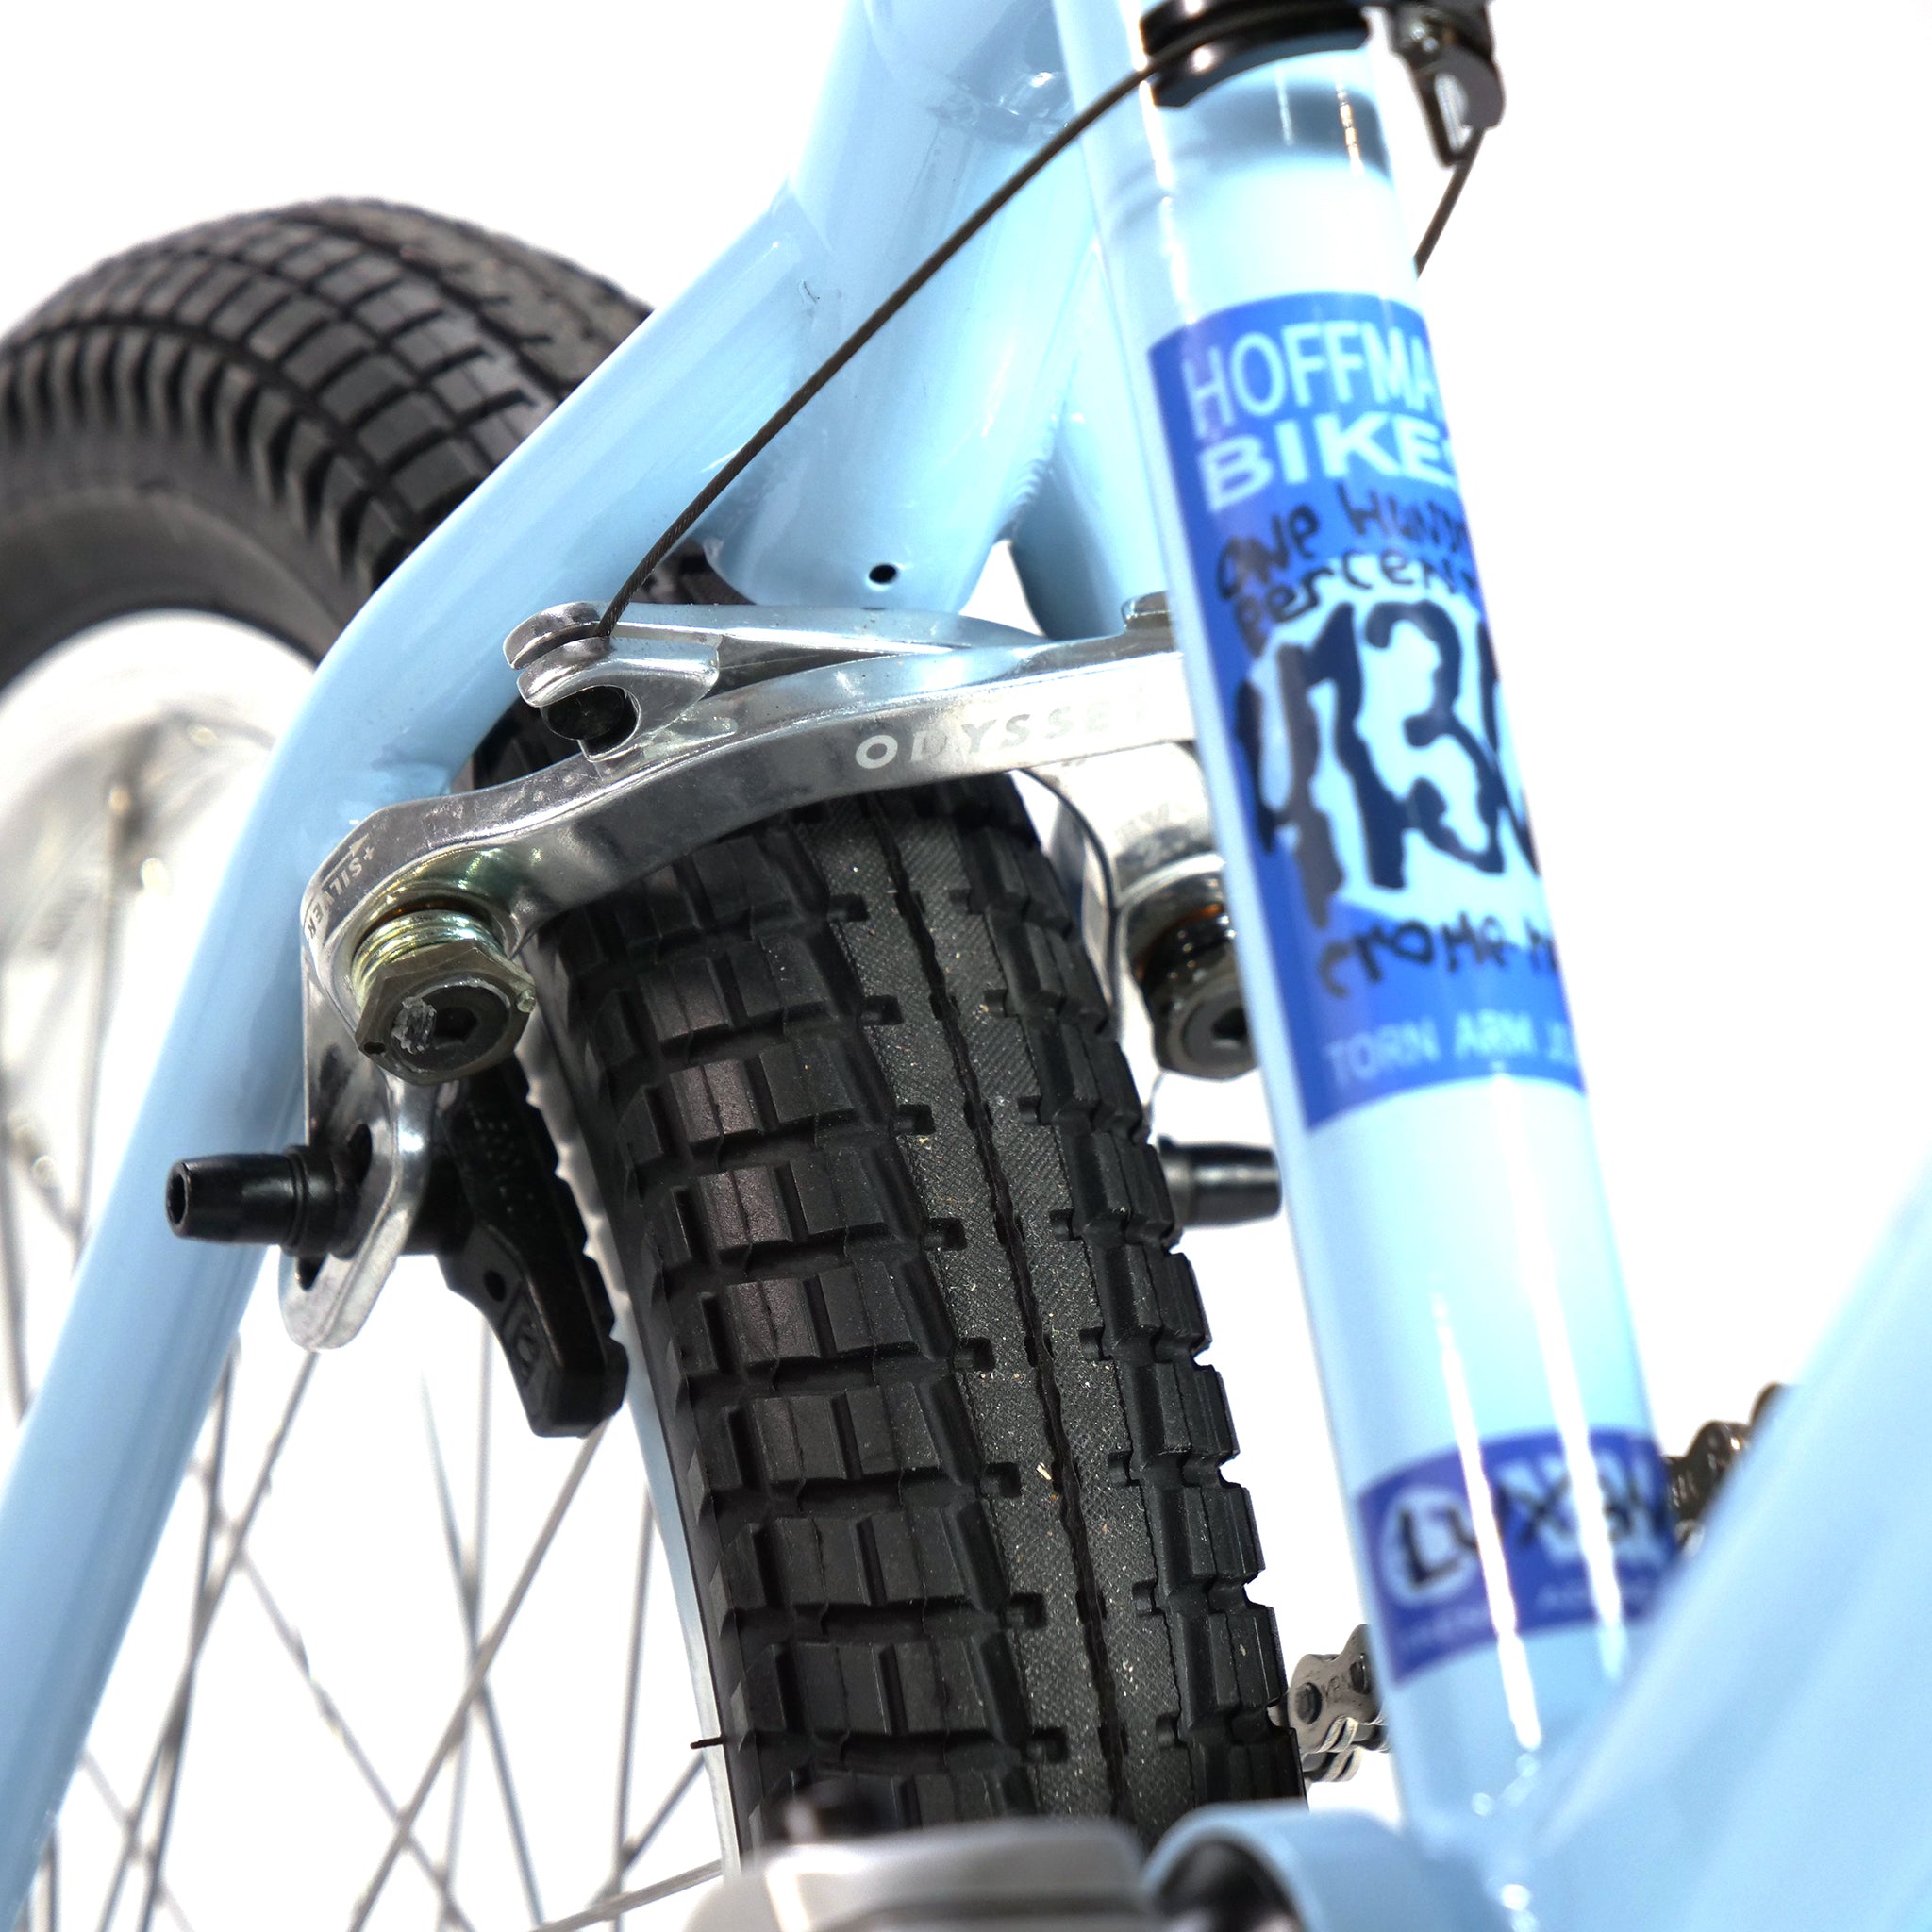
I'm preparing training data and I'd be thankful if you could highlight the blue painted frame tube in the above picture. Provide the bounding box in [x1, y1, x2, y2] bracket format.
[1049, 0, 1665, 1840]
[0, 0, 1116, 1901]
[1011, 247, 1168, 637]
[705, 2, 1098, 614]
[1491, 1180, 1932, 1930]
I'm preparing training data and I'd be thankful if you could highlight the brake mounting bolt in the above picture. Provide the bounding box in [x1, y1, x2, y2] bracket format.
[1137, 905, 1255, 1082]
[347, 905, 535, 1086]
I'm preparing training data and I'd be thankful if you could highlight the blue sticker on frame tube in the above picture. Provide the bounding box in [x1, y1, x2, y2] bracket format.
[1150, 291, 1581, 1128]
[1356, 1428, 1675, 1683]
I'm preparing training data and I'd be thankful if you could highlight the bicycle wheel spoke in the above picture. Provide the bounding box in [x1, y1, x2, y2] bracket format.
[232, 1548, 478, 1932]
[72, 761, 146, 1248]
[475, 1678, 543, 1917]
[347, 1424, 608, 1932]
[440, 1724, 474, 1932]
[610, 1501, 655, 1932]
[599, 1758, 701, 1904]
[7, 1124, 81, 1247]
[435, 1349, 490, 1931]
[76, 1759, 194, 1932]
[131, 1360, 235, 1932]
[27, 1832, 58, 1932]
[424, 1369, 543, 1924]
[0, 1180, 27, 1422]
[423, 1377, 479, 1928]
[92, 1357, 315, 1932]
[0, 974, 30, 1423]
[463, 1353, 549, 1924]
[535, 1863, 722, 1932]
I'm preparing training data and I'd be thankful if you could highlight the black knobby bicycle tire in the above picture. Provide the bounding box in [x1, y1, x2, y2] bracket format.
[477, 738, 1305, 1844]
[0, 197, 643, 670]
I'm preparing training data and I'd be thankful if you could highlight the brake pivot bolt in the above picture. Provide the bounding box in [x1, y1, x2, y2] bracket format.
[1138, 906, 1256, 1082]
[348, 904, 536, 1086]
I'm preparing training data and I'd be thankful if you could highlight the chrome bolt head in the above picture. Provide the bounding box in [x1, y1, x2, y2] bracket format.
[348, 905, 535, 1085]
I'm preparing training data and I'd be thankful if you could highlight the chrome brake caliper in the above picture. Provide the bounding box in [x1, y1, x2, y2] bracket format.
[166, 597, 1193, 1427]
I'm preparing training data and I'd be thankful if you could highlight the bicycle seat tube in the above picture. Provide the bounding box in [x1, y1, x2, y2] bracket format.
[1052, 0, 1669, 1840]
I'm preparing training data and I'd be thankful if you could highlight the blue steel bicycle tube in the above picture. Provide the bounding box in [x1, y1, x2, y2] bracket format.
[1049, 0, 1669, 1840]
[1494, 1177, 1932, 1932]
[704, 0, 1099, 613]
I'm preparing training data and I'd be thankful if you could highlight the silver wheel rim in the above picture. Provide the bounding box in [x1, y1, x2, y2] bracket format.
[0, 614, 725, 1932]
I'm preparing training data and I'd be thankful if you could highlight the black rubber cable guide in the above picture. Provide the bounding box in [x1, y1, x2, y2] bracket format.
[595, 2, 1496, 638]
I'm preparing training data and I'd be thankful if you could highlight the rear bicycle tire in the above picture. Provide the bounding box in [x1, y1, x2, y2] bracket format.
[0, 196, 642, 667]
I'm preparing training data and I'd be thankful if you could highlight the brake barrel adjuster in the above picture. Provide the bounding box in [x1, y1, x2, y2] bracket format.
[1138, 0, 1503, 163]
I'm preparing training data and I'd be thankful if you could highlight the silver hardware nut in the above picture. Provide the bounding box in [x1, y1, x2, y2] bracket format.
[349, 907, 536, 1086]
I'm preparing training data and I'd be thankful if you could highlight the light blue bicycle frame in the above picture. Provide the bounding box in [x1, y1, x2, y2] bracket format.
[7, 3, 1932, 1927]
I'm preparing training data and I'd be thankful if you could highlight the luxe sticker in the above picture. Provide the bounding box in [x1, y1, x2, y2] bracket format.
[1355, 1428, 1675, 1682]
[1150, 291, 1582, 1127]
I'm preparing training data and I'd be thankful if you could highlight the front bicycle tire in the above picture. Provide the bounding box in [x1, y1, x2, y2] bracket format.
[0, 196, 1300, 1876]
[475, 741, 1305, 1843]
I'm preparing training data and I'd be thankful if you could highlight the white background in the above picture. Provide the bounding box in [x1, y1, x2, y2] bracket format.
[5, 0, 1932, 1912]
